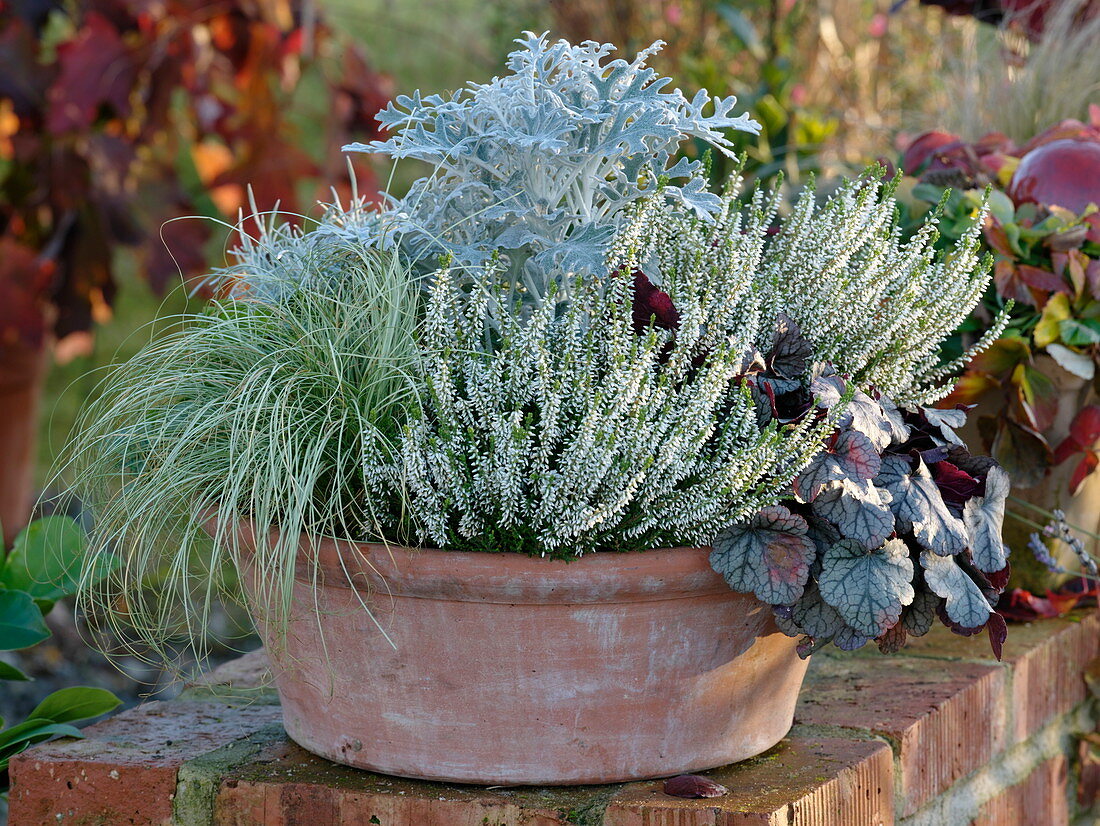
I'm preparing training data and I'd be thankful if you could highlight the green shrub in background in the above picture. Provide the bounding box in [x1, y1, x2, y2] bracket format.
[0, 517, 120, 798]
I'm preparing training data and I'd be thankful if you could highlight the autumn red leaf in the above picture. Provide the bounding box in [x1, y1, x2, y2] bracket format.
[986, 612, 1007, 660]
[46, 12, 136, 134]
[1052, 406, 1100, 477]
[0, 0, 390, 348]
[1069, 452, 1099, 494]
[632, 270, 681, 334]
[999, 578, 1099, 622]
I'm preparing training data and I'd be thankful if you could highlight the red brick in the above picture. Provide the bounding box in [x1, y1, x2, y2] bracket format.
[601, 737, 894, 826]
[972, 755, 1070, 826]
[7, 700, 282, 826]
[900, 611, 1100, 742]
[1005, 614, 1100, 742]
[795, 654, 1006, 817]
[186, 648, 272, 692]
[212, 738, 588, 826]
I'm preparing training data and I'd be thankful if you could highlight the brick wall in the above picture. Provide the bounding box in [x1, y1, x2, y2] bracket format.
[8, 612, 1099, 826]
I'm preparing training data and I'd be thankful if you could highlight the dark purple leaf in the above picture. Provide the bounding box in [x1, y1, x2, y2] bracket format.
[931, 461, 981, 509]
[631, 270, 680, 333]
[767, 312, 813, 380]
[987, 612, 1007, 660]
[663, 775, 729, 799]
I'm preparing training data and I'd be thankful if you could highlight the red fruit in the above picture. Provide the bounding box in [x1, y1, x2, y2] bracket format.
[901, 130, 962, 175]
[1008, 139, 1100, 214]
[1019, 119, 1100, 156]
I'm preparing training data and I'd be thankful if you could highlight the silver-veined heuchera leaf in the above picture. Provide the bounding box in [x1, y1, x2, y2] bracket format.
[819, 538, 915, 637]
[834, 624, 870, 651]
[794, 429, 881, 502]
[789, 582, 845, 638]
[811, 375, 896, 450]
[963, 465, 1010, 573]
[922, 407, 967, 446]
[711, 506, 816, 604]
[878, 395, 911, 445]
[812, 478, 895, 549]
[876, 456, 967, 555]
[790, 582, 869, 650]
[920, 551, 993, 628]
[902, 589, 940, 636]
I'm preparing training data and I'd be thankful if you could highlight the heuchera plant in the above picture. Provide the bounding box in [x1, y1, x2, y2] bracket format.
[712, 344, 1011, 657]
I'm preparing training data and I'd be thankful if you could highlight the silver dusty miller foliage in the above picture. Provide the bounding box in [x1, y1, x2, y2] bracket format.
[344, 31, 759, 308]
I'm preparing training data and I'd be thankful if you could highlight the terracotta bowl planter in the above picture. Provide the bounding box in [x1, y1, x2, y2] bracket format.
[231, 524, 810, 785]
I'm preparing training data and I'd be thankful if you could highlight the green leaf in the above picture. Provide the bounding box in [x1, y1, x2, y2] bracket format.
[27, 686, 121, 725]
[0, 660, 30, 681]
[819, 538, 915, 637]
[0, 590, 50, 651]
[716, 4, 765, 60]
[912, 182, 949, 205]
[1, 516, 87, 602]
[1059, 318, 1100, 347]
[986, 190, 1016, 227]
[0, 719, 84, 770]
[711, 506, 816, 604]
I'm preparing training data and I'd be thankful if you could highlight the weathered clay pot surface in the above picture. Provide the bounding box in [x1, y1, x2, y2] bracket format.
[234, 527, 810, 785]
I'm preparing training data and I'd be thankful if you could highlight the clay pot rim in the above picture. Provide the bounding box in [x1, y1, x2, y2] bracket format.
[211, 515, 731, 604]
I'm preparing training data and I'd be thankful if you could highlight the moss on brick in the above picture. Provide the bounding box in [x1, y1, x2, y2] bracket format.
[173, 722, 288, 825]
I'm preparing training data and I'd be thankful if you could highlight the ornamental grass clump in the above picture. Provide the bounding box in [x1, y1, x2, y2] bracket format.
[69, 32, 1011, 666]
[67, 244, 420, 659]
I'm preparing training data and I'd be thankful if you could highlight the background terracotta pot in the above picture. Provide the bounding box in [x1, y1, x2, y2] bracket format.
[232, 526, 810, 785]
[0, 343, 48, 547]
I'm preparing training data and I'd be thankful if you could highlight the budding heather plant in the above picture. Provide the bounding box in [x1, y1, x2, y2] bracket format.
[401, 261, 828, 557]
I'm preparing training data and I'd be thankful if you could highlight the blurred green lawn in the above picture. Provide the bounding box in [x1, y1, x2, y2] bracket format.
[36, 0, 545, 488]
